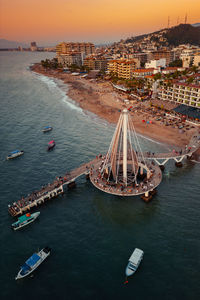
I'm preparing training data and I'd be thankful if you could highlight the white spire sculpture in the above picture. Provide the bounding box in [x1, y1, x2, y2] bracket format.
[101, 109, 147, 186]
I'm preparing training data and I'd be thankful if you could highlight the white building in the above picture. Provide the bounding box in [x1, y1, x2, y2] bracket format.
[158, 81, 200, 108]
[145, 58, 166, 69]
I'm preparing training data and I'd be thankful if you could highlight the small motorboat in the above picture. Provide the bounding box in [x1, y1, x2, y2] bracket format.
[42, 126, 53, 133]
[47, 140, 56, 151]
[11, 212, 40, 231]
[15, 247, 51, 280]
[125, 248, 144, 277]
[7, 150, 24, 160]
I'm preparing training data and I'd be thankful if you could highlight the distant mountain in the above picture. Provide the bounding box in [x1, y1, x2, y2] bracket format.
[0, 39, 29, 49]
[192, 23, 200, 27]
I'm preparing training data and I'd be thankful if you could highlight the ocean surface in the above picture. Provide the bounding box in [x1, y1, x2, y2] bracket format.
[0, 52, 199, 300]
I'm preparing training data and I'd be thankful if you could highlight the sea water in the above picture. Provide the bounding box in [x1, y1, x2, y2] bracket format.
[0, 52, 200, 300]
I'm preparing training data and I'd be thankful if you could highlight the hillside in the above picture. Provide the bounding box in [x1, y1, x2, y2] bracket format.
[164, 24, 200, 46]
[124, 23, 200, 47]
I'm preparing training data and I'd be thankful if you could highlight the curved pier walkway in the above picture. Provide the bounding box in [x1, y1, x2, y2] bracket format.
[8, 157, 100, 217]
[143, 134, 200, 166]
[8, 134, 200, 217]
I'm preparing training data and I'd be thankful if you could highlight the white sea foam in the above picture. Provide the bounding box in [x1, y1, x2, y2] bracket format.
[33, 71, 84, 114]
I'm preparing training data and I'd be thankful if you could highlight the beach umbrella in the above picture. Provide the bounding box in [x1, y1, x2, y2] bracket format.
[147, 121, 150, 124]
[149, 120, 153, 124]
[142, 120, 145, 123]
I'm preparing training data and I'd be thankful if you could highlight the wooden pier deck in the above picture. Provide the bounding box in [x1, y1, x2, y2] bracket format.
[8, 157, 100, 217]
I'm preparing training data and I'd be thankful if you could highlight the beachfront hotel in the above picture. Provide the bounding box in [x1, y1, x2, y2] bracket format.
[56, 42, 95, 56]
[83, 56, 108, 71]
[58, 51, 82, 67]
[107, 59, 140, 79]
[158, 81, 200, 108]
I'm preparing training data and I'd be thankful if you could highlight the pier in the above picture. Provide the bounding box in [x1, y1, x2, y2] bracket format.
[8, 110, 200, 217]
[8, 157, 100, 217]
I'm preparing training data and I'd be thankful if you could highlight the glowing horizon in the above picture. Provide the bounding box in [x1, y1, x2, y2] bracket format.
[0, 0, 200, 45]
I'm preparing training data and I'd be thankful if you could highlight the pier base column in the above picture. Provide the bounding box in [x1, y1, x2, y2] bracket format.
[175, 162, 183, 168]
[67, 181, 76, 189]
[140, 190, 156, 202]
[140, 167, 143, 175]
[159, 165, 165, 171]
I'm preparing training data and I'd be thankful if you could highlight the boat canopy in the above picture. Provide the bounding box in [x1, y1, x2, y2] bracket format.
[18, 214, 31, 222]
[129, 248, 143, 265]
[44, 126, 51, 129]
[25, 253, 40, 267]
[10, 150, 20, 154]
[48, 140, 55, 144]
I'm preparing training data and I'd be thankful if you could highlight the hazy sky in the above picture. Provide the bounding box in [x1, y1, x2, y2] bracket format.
[0, 0, 200, 45]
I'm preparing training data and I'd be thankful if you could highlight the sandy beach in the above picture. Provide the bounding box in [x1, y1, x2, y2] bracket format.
[31, 64, 198, 149]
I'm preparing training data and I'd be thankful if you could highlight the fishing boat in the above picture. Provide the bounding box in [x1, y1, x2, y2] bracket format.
[42, 126, 53, 133]
[6, 150, 24, 160]
[125, 248, 144, 277]
[11, 212, 40, 231]
[15, 247, 51, 280]
[47, 140, 56, 151]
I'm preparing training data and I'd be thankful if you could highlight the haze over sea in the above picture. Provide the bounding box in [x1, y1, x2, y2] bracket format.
[0, 52, 199, 300]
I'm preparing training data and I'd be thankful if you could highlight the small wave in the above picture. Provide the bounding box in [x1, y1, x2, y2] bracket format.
[32, 71, 84, 113]
[61, 95, 83, 113]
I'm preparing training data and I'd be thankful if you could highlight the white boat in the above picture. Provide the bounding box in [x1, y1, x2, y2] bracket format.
[125, 248, 144, 276]
[15, 247, 51, 280]
[7, 150, 24, 160]
[11, 212, 40, 231]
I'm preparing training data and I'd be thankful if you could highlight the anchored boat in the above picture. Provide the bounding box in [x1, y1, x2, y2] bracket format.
[125, 248, 144, 277]
[7, 150, 24, 160]
[47, 140, 56, 151]
[11, 212, 40, 230]
[15, 247, 51, 280]
[42, 126, 53, 133]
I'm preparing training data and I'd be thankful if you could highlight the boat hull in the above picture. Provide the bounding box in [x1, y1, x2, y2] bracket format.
[47, 143, 55, 151]
[12, 212, 40, 231]
[125, 248, 144, 277]
[7, 151, 24, 160]
[15, 247, 51, 280]
[42, 127, 53, 133]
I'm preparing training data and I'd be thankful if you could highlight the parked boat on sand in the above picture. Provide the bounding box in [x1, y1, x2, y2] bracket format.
[125, 248, 144, 277]
[11, 212, 40, 231]
[7, 150, 24, 160]
[15, 247, 51, 280]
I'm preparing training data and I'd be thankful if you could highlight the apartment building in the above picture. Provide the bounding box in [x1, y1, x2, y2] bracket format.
[193, 54, 200, 67]
[56, 42, 95, 56]
[58, 52, 82, 67]
[107, 59, 140, 79]
[158, 81, 200, 108]
[83, 56, 108, 71]
[150, 50, 175, 66]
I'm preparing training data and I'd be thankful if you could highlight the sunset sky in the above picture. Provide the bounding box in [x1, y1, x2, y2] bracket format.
[0, 0, 200, 45]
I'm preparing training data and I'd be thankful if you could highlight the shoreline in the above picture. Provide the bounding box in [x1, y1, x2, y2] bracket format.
[31, 63, 198, 149]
